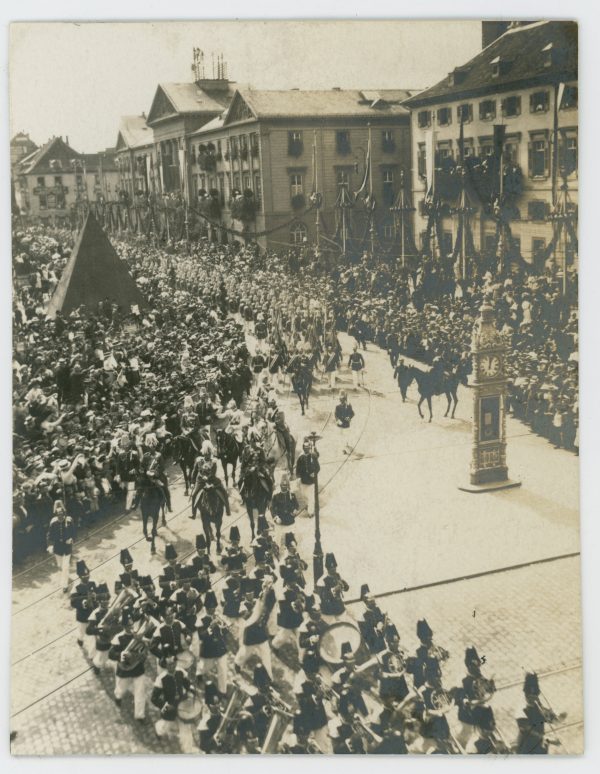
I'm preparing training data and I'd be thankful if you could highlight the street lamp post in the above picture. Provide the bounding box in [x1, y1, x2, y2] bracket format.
[308, 430, 323, 587]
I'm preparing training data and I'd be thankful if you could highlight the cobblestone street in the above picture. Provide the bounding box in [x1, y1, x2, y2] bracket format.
[10, 332, 583, 754]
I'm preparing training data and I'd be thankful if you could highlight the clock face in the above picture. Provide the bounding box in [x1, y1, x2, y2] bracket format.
[480, 355, 501, 378]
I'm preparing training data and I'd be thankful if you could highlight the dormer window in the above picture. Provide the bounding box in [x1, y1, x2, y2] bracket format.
[491, 56, 501, 78]
[542, 42, 553, 68]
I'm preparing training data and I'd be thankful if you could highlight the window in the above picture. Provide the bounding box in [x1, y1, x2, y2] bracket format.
[442, 232, 453, 256]
[290, 173, 303, 197]
[216, 140, 222, 159]
[484, 234, 497, 255]
[417, 110, 431, 129]
[437, 107, 452, 126]
[457, 104, 473, 123]
[243, 173, 251, 192]
[199, 174, 206, 192]
[94, 173, 100, 185]
[530, 91, 549, 113]
[480, 143, 494, 158]
[560, 132, 578, 177]
[47, 192, 56, 209]
[38, 193, 47, 209]
[232, 173, 240, 192]
[561, 85, 578, 110]
[288, 131, 303, 157]
[529, 135, 549, 178]
[504, 141, 519, 165]
[54, 176, 62, 186]
[512, 236, 521, 255]
[336, 130, 351, 155]
[382, 169, 395, 206]
[501, 96, 521, 117]
[336, 168, 351, 189]
[383, 223, 394, 239]
[479, 100, 496, 120]
[254, 173, 262, 209]
[290, 222, 307, 245]
[532, 237, 546, 259]
[437, 143, 453, 161]
[230, 137, 239, 160]
[239, 135, 249, 160]
[382, 130, 395, 152]
[36, 176, 45, 188]
[418, 199, 427, 216]
[76, 174, 84, 190]
[417, 144, 426, 177]
[218, 173, 225, 205]
[528, 201, 548, 221]
[462, 139, 475, 158]
[250, 133, 259, 157]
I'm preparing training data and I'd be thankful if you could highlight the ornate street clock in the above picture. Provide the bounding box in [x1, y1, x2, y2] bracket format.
[459, 299, 521, 493]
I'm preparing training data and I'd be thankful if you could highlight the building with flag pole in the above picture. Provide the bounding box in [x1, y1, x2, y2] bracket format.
[404, 21, 577, 271]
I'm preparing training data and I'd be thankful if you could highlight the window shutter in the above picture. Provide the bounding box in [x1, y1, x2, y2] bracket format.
[544, 142, 550, 176]
[528, 142, 534, 178]
[516, 97, 521, 116]
[529, 93, 535, 112]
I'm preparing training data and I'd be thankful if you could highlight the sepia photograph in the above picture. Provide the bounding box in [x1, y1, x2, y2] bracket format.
[6, 12, 587, 758]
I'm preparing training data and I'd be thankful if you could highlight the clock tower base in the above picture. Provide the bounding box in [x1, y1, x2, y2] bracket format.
[459, 478, 521, 494]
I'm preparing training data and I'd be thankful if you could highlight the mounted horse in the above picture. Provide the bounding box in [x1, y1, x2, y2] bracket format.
[290, 364, 313, 416]
[191, 479, 230, 554]
[263, 417, 296, 477]
[172, 428, 209, 495]
[215, 427, 243, 488]
[407, 360, 470, 422]
[135, 474, 166, 555]
[238, 464, 273, 539]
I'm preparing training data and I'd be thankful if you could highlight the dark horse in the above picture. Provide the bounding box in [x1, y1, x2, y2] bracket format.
[291, 365, 313, 416]
[172, 434, 199, 496]
[192, 483, 229, 554]
[407, 362, 470, 422]
[136, 476, 166, 554]
[238, 465, 273, 539]
[215, 428, 242, 488]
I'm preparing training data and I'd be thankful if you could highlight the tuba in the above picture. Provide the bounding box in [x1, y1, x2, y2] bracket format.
[98, 586, 139, 637]
[213, 682, 247, 751]
[260, 694, 294, 754]
[119, 613, 157, 672]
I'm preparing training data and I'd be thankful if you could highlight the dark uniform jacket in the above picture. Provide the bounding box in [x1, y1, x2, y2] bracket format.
[70, 580, 98, 623]
[270, 491, 299, 525]
[47, 516, 75, 556]
[197, 617, 228, 658]
[335, 403, 354, 428]
[151, 669, 191, 720]
[108, 630, 147, 678]
[295, 453, 320, 486]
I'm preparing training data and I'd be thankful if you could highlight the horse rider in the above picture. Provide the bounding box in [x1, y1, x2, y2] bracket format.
[191, 459, 231, 518]
[140, 435, 172, 512]
[219, 399, 246, 445]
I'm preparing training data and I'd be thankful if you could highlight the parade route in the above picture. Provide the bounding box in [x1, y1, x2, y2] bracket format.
[10, 331, 583, 754]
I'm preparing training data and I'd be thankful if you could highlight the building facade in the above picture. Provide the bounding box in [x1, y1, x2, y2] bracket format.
[146, 78, 237, 197]
[187, 88, 413, 251]
[115, 114, 155, 200]
[404, 21, 578, 267]
[14, 136, 120, 225]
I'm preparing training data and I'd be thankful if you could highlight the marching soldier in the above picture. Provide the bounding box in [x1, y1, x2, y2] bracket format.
[295, 438, 319, 519]
[195, 610, 230, 696]
[220, 526, 248, 576]
[316, 552, 349, 620]
[323, 345, 340, 390]
[331, 642, 368, 717]
[115, 548, 140, 593]
[347, 344, 365, 389]
[293, 675, 331, 753]
[334, 391, 355, 455]
[454, 646, 496, 749]
[108, 608, 152, 724]
[70, 559, 97, 651]
[270, 474, 299, 526]
[151, 603, 194, 672]
[85, 582, 111, 674]
[271, 586, 305, 655]
[393, 358, 411, 402]
[197, 682, 225, 753]
[234, 577, 276, 678]
[515, 672, 565, 754]
[46, 499, 75, 592]
[151, 650, 193, 739]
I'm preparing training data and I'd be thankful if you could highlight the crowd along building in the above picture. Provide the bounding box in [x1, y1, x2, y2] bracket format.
[404, 20, 578, 272]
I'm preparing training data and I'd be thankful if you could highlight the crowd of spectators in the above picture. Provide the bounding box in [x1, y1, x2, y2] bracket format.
[12, 225, 579, 564]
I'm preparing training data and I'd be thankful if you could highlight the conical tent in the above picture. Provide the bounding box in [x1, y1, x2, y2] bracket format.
[46, 212, 146, 318]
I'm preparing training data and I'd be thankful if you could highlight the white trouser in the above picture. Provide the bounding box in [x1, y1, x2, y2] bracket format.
[93, 649, 109, 670]
[298, 482, 315, 517]
[196, 655, 228, 694]
[270, 371, 280, 389]
[234, 641, 273, 678]
[455, 720, 476, 749]
[329, 370, 337, 388]
[77, 621, 88, 644]
[125, 481, 136, 510]
[115, 673, 147, 719]
[271, 626, 299, 651]
[155, 718, 179, 738]
[313, 724, 332, 754]
[351, 369, 364, 388]
[54, 552, 71, 588]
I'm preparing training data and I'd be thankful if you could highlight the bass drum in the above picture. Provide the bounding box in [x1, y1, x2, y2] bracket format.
[177, 696, 203, 723]
[318, 621, 362, 666]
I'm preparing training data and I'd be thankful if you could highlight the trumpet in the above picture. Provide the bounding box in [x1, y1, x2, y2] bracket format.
[351, 715, 383, 749]
[98, 586, 139, 635]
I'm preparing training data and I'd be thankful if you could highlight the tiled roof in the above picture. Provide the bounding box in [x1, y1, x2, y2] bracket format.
[117, 115, 152, 149]
[16, 136, 81, 175]
[404, 21, 577, 107]
[232, 88, 411, 120]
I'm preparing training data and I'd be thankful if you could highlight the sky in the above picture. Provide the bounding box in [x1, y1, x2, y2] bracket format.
[9, 20, 482, 152]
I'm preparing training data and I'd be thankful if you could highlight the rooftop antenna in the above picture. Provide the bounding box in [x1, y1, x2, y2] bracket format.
[191, 47, 205, 81]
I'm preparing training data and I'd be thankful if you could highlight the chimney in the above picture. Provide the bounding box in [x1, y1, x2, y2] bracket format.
[66, 136, 69, 146]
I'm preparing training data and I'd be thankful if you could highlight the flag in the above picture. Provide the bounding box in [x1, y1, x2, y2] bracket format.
[425, 129, 435, 195]
[458, 115, 465, 164]
[353, 132, 371, 199]
[493, 125, 506, 159]
[178, 148, 186, 197]
[145, 155, 152, 190]
[557, 82, 566, 111]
